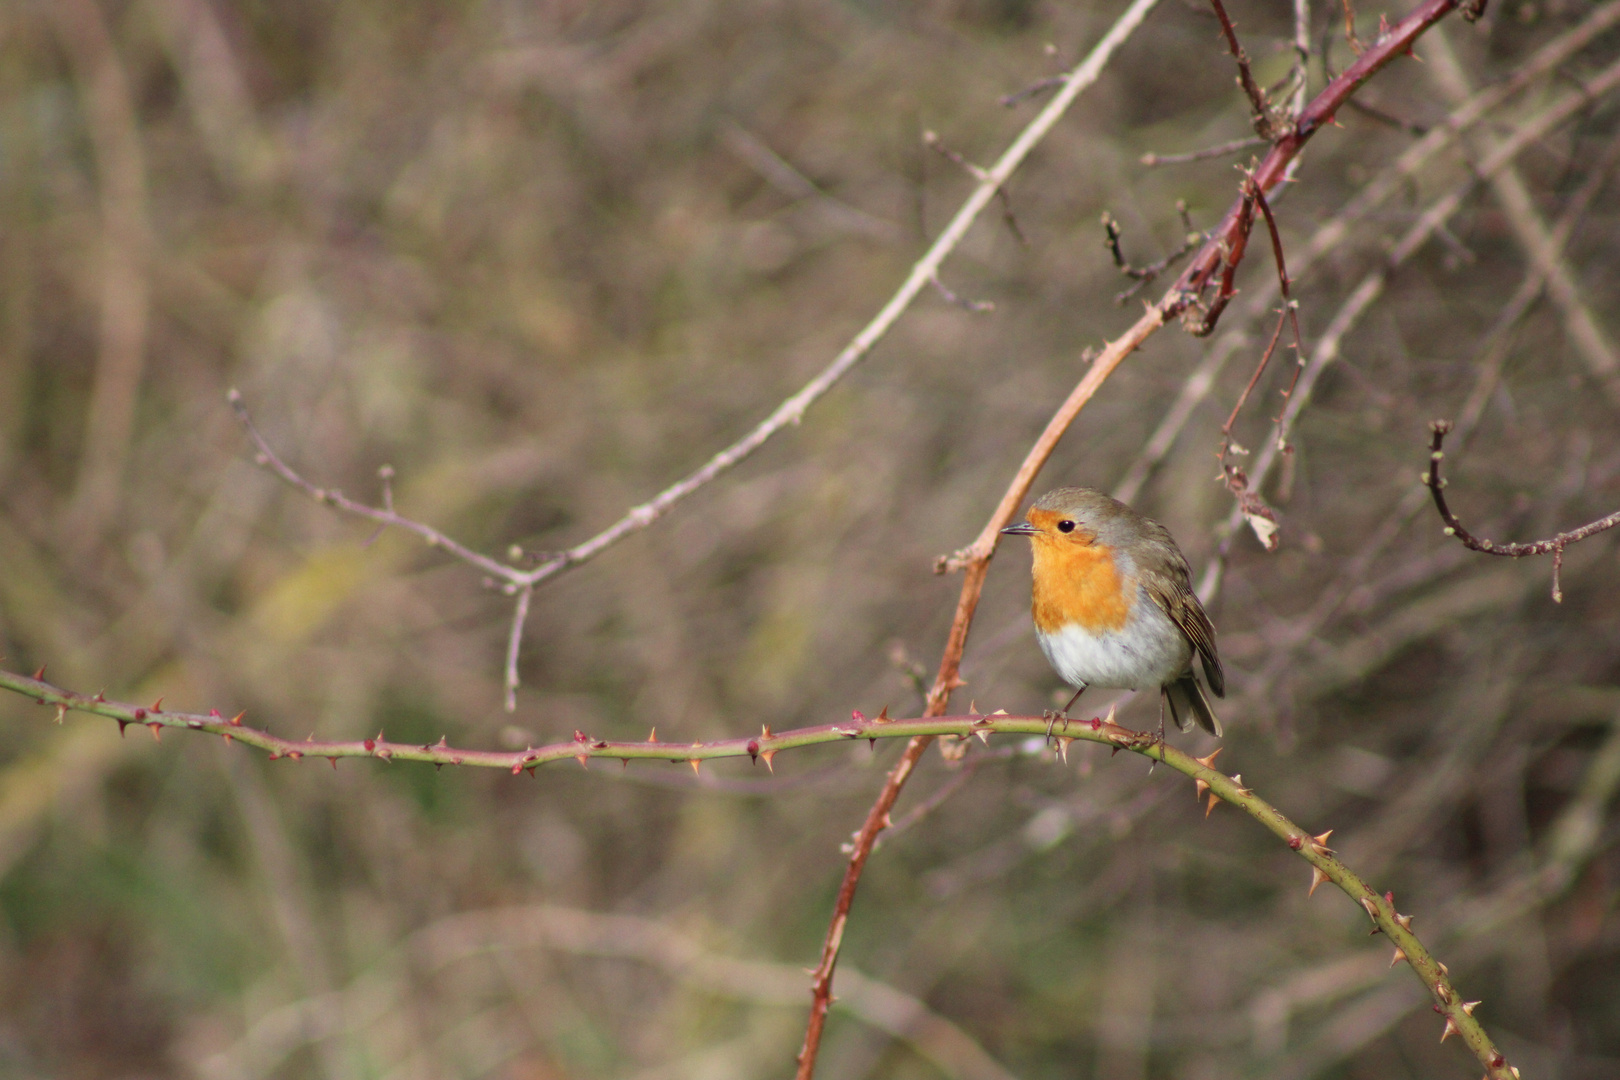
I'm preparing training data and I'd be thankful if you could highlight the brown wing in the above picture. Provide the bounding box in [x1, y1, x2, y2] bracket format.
[1144, 576, 1225, 698]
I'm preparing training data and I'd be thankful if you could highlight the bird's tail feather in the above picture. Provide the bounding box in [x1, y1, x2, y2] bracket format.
[1164, 675, 1222, 737]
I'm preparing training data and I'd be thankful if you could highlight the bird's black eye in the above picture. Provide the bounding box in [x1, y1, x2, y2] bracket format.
[1057, 519, 1076, 533]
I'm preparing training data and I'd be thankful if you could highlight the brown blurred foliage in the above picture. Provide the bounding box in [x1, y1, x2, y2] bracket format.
[0, 0, 1617, 1077]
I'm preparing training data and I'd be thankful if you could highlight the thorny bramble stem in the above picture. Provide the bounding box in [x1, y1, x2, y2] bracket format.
[0, 666, 1515, 1078]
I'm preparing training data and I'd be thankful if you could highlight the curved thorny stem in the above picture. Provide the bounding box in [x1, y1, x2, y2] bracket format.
[0, 666, 1517, 1079]
[1425, 420, 1620, 602]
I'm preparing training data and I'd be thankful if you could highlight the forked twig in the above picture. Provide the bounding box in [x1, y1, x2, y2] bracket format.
[1140, 135, 1266, 167]
[925, 130, 1028, 247]
[1424, 421, 1620, 602]
[1102, 204, 1202, 303]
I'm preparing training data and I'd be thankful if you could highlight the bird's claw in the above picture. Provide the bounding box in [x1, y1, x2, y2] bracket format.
[1041, 709, 1070, 746]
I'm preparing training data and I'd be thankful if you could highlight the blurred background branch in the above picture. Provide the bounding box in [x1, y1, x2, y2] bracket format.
[0, 1, 1616, 1078]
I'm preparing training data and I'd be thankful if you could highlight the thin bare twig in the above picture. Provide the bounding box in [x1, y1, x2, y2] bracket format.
[930, 271, 997, 312]
[925, 130, 1028, 247]
[1347, 96, 1430, 134]
[1207, 0, 1283, 139]
[1, 668, 1518, 1079]
[229, 392, 517, 582]
[999, 43, 1067, 107]
[1101, 204, 1202, 303]
[720, 121, 902, 243]
[1140, 136, 1266, 167]
[1251, 186, 1307, 421]
[1424, 421, 1620, 602]
[1000, 73, 1065, 108]
[1218, 178, 1305, 468]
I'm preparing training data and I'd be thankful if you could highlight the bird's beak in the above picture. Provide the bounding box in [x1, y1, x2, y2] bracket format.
[999, 522, 1039, 537]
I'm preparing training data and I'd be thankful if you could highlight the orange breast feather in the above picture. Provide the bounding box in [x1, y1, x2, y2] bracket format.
[1030, 533, 1132, 635]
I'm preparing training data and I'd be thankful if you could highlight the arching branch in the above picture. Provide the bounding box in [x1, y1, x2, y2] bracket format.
[1424, 420, 1620, 602]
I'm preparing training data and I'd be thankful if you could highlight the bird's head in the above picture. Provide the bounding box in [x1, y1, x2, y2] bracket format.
[999, 486, 1128, 549]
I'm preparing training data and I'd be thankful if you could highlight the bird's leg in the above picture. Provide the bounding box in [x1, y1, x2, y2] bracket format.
[1149, 696, 1168, 773]
[1044, 685, 1087, 743]
[1061, 686, 1086, 727]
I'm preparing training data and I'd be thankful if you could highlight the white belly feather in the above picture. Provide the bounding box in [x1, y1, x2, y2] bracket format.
[1035, 586, 1192, 690]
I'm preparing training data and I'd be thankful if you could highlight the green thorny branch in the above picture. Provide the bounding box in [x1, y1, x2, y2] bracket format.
[2, 665, 1516, 1078]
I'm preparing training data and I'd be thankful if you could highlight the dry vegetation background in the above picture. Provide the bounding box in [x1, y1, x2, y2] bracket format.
[0, 0, 1617, 1078]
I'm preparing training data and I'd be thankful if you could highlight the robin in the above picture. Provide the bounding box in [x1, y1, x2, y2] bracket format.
[1000, 487, 1224, 739]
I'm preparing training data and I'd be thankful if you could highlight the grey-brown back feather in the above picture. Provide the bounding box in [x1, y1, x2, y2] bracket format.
[1144, 577, 1225, 697]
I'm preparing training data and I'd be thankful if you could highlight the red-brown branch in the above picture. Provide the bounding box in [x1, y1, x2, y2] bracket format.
[1220, 179, 1306, 460]
[1168, 0, 1470, 335]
